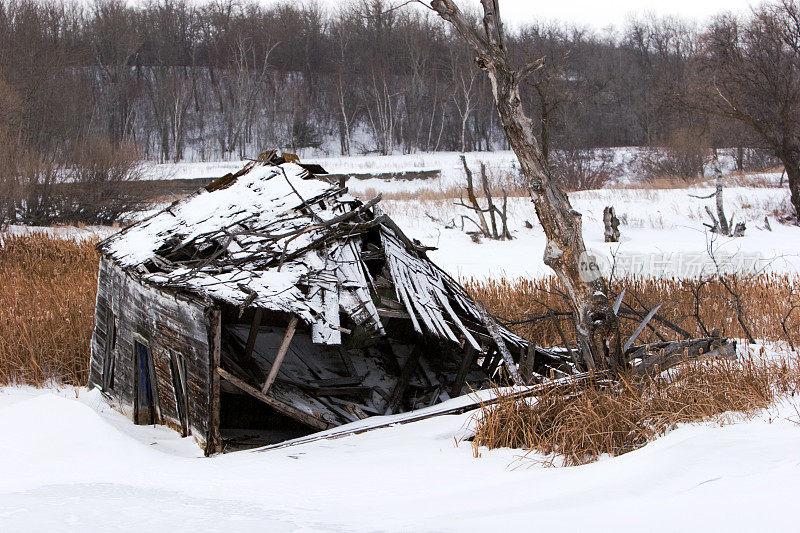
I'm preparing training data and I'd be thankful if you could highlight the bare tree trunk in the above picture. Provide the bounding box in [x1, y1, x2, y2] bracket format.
[783, 154, 800, 224]
[603, 206, 620, 242]
[460, 155, 491, 236]
[430, 0, 623, 372]
[713, 161, 730, 235]
[480, 161, 499, 236]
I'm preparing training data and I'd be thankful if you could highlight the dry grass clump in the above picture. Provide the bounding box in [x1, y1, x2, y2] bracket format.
[357, 184, 528, 202]
[616, 174, 706, 190]
[464, 274, 800, 349]
[0, 233, 99, 386]
[473, 354, 800, 465]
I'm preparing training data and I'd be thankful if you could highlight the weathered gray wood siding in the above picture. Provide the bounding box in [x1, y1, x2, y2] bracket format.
[89, 256, 216, 450]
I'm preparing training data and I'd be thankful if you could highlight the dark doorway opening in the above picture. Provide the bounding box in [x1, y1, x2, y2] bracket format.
[134, 338, 157, 425]
[218, 388, 315, 450]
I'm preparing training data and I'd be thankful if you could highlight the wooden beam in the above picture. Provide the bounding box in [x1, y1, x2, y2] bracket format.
[306, 386, 372, 399]
[206, 308, 223, 456]
[259, 369, 612, 452]
[477, 305, 521, 384]
[261, 315, 299, 394]
[216, 367, 329, 430]
[549, 310, 581, 370]
[384, 348, 421, 415]
[244, 308, 263, 358]
[519, 343, 537, 384]
[450, 344, 476, 397]
[376, 308, 411, 319]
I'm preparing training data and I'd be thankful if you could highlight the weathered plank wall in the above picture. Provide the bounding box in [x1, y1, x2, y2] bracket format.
[89, 257, 217, 451]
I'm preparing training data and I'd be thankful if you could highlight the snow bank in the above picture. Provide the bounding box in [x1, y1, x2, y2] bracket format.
[1, 385, 799, 531]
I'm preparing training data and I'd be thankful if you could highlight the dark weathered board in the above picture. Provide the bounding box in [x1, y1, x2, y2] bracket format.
[89, 257, 215, 450]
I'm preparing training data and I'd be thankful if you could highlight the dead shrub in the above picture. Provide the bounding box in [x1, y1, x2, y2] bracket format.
[0, 233, 99, 386]
[550, 148, 620, 191]
[473, 354, 800, 465]
[634, 130, 711, 182]
[2, 136, 144, 226]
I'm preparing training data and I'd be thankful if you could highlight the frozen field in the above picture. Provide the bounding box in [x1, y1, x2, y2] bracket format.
[111, 150, 800, 280]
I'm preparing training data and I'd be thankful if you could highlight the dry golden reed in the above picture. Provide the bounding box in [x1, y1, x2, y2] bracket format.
[464, 274, 800, 349]
[0, 233, 99, 386]
[1, 232, 799, 397]
[472, 354, 800, 466]
[466, 274, 800, 464]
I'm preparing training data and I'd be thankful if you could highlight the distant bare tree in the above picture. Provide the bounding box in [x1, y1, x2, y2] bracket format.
[700, 1, 800, 223]
[449, 49, 478, 152]
[426, 0, 623, 372]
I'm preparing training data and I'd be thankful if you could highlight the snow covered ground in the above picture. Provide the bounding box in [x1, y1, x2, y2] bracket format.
[1, 368, 799, 532]
[388, 185, 799, 279]
[3, 151, 800, 531]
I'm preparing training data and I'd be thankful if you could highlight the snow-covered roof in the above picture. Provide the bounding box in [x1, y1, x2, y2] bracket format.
[99, 159, 527, 351]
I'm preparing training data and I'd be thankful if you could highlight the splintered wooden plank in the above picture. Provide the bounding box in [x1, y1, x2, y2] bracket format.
[433, 290, 480, 350]
[406, 268, 459, 343]
[395, 263, 440, 336]
[216, 367, 329, 430]
[478, 305, 521, 384]
[308, 265, 341, 345]
[377, 308, 412, 319]
[450, 344, 477, 397]
[305, 385, 372, 399]
[338, 350, 359, 378]
[384, 348, 422, 415]
[334, 239, 384, 334]
[262, 316, 299, 394]
[387, 256, 422, 334]
[393, 255, 457, 343]
[312, 375, 363, 387]
[383, 230, 462, 344]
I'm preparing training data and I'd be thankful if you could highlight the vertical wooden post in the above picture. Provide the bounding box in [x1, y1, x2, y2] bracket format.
[519, 343, 537, 384]
[450, 343, 476, 397]
[206, 307, 223, 456]
[244, 308, 263, 358]
[261, 315, 299, 394]
[384, 348, 421, 415]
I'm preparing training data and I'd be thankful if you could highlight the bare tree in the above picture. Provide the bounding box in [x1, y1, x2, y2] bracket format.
[426, 0, 622, 372]
[700, 1, 800, 223]
[449, 48, 478, 152]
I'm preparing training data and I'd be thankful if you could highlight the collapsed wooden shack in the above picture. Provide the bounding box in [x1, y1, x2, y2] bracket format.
[88, 153, 572, 454]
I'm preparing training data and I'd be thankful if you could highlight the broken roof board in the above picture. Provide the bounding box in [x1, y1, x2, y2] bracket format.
[99, 161, 527, 352]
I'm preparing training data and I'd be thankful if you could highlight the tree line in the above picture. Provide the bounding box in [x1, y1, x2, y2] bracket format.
[0, 0, 798, 223]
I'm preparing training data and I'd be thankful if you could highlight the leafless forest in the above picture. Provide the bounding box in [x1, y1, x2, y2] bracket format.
[1, 0, 799, 224]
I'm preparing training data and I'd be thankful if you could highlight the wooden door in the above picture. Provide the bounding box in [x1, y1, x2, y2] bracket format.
[169, 350, 190, 436]
[134, 339, 157, 425]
